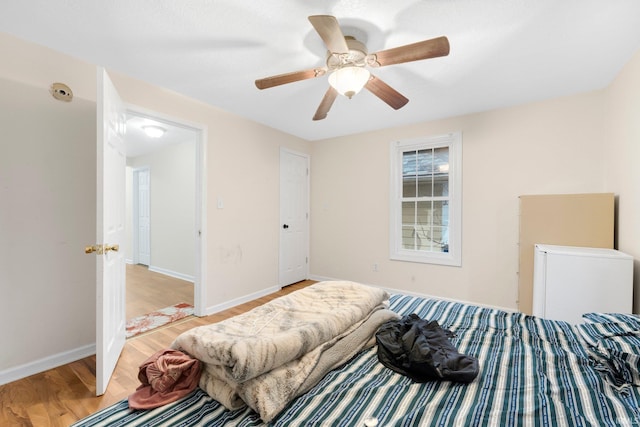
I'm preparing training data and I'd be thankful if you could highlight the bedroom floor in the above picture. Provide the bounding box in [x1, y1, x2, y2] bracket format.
[126, 264, 194, 320]
[0, 280, 315, 427]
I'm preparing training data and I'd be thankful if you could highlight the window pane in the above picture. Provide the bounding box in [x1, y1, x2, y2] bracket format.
[401, 202, 415, 249]
[432, 201, 447, 252]
[403, 177, 416, 198]
[417, 174, 433, 198]
[416, 201, 431, 251]
[402, 226, 415, 250]
[417, 149, 433, 197]
[434, 147, 449, 170]
[433, 147, 449, 197]
[434, 175, 449, 197]
[402, 151, 417, 197]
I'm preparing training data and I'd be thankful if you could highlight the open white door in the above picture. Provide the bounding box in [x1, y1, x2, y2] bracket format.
[94, 68, 127, 396]
[279, 148, 309, 286]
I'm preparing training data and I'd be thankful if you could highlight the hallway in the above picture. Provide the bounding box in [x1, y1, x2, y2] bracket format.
[126, 264, 193, 320]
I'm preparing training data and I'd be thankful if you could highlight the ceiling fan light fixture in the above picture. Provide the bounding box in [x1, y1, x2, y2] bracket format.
[328, 66, 370, 99]
[142, 125, 166, 138]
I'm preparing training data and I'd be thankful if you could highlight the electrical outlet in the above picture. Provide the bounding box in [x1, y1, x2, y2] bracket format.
[372, 263, 378, 272]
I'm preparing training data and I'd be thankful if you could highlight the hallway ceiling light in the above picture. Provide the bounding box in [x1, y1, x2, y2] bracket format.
[142, 125, 166, 138]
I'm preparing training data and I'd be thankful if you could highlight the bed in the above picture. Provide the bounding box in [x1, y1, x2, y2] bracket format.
[73, 282, 640, 426]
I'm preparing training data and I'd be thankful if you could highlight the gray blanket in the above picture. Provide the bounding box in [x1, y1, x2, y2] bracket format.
[171, 281, 397, 422]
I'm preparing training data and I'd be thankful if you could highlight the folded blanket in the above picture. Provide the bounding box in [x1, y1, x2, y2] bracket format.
[172, 281, 389, 382]
[200, 306, 399, 422]
[171, 281, 393, 422]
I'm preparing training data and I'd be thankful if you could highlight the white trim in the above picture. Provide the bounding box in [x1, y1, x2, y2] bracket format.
[308, 274, 338, 282]
[204, 285, 281, 316]
[377, 285, 516, 313]
[308, 274, 515, 313]
[125, 104, 207, 317]
[148, 265, 195, 283]
[389, 132, 462, 267]
[0, 344, 96, 387]
[195, 126, 208, 317]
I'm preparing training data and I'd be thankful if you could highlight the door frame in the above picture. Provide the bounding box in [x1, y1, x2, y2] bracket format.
[125, 105, 207, 316]
[278, 147, 310, 286]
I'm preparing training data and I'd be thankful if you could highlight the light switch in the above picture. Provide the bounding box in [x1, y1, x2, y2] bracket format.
[217, 197, 224, 209]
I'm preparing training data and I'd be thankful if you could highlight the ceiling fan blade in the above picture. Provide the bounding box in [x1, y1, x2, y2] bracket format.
[313, 87, 338, 121]
[372, 36, 450, 67]
[308, 15, 349, 53]
[255, 68, 325, 90]
[365, 75, 409, 110]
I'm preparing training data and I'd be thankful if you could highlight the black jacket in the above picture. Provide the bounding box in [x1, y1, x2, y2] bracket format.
[375, 314, 479, 383]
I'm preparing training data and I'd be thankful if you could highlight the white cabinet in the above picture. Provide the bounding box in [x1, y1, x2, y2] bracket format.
[532, 244, 633, 324]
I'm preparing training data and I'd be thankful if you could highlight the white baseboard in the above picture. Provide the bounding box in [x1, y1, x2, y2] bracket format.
[148, 265, 195, 283]
[308, 274, 516, 313]
[308, 274, 337, 282]
[204, 285, 281, 316]
[378, 285, 517, 313]
[0, 343, 96, 387]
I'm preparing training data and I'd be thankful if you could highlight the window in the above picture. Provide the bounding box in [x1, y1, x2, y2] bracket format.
[390, 132, 462, 266]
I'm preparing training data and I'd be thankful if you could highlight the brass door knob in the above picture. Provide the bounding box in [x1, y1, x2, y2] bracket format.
[85, 245, 103, 254]
[85, 244, 118, 254]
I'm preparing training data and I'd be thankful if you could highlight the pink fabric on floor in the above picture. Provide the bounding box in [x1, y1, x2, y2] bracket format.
[128, 348, 201, 410]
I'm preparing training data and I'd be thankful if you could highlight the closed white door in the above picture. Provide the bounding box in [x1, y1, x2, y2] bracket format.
[135, 167, 151, 265]
[279, 149, 309, 286]
[95, 68, 127, 396]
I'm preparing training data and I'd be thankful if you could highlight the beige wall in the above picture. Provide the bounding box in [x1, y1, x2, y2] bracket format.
[0, 77, 96, 372]
[128, 141, 196, 279]
[0, 32, 310, 381]
[603, 48, 640, 312]
[310, 91, 606, 310]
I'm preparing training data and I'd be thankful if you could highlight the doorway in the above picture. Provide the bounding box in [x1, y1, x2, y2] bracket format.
[123, 108, 206, 336]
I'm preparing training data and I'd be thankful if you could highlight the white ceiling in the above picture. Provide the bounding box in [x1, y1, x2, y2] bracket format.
[125, 115, 197, 158]
[2, 1, 640, 142]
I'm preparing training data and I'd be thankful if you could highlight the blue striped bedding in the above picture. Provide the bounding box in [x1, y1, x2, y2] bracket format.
[73, 294, 640, 426]
[577, 313, 640, 389]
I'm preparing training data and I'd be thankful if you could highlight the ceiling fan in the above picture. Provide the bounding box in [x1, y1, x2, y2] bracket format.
[255, 15, 450, 121]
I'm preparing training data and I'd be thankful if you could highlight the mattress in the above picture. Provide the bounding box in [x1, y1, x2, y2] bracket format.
[72, 293, 640, 426]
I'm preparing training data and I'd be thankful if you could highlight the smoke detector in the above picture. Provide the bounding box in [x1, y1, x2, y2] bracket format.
[50, 82, 73, 102]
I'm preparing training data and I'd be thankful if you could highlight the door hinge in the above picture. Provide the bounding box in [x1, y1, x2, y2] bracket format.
[306, 257, 308, 264]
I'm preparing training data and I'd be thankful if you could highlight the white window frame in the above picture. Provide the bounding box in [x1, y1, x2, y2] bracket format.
[389, 132, 462, 266]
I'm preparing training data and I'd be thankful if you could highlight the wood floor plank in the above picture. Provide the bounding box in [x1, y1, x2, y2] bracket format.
[126, 264, 194, 320]
[0, 280, 314, 426]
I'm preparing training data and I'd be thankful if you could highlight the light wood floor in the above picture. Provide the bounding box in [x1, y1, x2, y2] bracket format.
[126, 264, 194, 320]
[0, 280, 315, 427]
